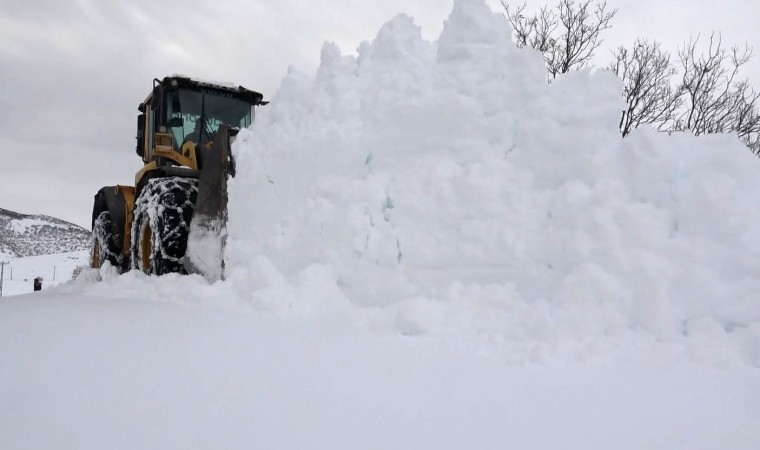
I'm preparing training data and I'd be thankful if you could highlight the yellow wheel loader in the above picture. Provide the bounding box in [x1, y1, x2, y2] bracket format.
[90, 76, 265, 280]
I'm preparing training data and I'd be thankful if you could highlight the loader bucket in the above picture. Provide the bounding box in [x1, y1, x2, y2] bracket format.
[182, 124, 236, 281]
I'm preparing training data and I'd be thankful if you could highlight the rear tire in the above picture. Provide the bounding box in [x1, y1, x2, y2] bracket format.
[131, 177, 198, 275]
[90, 210, 121, 269]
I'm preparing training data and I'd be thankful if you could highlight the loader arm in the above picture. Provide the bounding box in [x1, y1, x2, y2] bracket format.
[182, 125, 236, 281]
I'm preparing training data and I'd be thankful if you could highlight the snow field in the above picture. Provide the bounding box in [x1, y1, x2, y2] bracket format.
[0, 251, 88, 297]
[1, 290, 759, 450]
[2, 1, 760, 447]
[225, 0, 760, 367]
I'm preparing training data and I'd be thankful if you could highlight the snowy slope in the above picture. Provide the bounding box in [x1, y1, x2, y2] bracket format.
[1, 0, 759, 448]
[0, 207, 90, 257]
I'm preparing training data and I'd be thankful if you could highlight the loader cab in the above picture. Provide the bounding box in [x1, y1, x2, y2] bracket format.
[135, 76, 265, 162]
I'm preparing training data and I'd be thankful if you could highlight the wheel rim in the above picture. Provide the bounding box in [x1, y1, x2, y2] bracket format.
[140, 221, 152, 274]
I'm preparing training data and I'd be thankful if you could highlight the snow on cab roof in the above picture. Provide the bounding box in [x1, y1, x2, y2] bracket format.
[167, 73, 239, 90]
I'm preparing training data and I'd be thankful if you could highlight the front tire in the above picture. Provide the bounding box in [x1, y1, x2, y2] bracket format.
[131, 177, 198, 275]
[90, 210, 121, 269]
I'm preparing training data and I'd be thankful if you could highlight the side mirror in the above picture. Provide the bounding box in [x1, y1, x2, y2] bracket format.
[136, 114, 145, 157]
[167, 116, 183, 128]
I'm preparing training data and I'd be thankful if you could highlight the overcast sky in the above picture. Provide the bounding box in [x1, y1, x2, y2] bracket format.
[1, 0, 758, 228]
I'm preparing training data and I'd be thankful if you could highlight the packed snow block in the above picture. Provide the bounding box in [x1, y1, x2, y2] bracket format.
[436, 0, 545, 114]
[226, 0, 760, 364]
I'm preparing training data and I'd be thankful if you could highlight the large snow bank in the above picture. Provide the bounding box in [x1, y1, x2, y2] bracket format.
[226, 0, 760, 367]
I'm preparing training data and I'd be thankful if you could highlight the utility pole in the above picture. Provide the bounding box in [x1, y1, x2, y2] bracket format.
[0, 261, 7, 298]
[53, 266, 56, 281]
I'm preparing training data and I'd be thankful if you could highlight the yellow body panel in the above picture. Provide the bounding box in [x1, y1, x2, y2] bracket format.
[113, 185, 135, 255]
[153, 145, 198, 170]
[134, 161, 159, 187]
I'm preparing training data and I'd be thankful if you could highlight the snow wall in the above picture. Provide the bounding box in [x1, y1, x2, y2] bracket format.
[225, 0, 760, 366]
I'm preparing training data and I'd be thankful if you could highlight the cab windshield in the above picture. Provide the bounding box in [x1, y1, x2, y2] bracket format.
[164, 87, 252, 149]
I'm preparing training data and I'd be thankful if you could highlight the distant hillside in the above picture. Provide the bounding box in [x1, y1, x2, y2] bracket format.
[0, 208, 90, 258]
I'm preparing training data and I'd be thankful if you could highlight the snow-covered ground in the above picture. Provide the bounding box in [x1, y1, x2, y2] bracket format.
[1, 0, 759, 448]
[0, 250, 88, 297]
[2, 281, 759, 449]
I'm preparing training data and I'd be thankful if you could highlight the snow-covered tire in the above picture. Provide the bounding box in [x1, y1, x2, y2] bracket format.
[91, 210, 121, 269]
[131, 177, 198, 275]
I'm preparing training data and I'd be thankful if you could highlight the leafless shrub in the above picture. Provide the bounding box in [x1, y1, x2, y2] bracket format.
[609, 39, 682, 136]
[501, 0, 617, 79]
[500, 0, 760, 154]
[675, 33, 760, 153]
[608, 33, 759, 154]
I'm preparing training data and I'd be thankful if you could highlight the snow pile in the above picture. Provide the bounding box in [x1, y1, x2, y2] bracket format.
[225, 0, 760, 366]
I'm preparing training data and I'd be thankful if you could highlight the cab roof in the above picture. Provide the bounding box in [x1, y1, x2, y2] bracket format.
[137, 75, 269, 112]
[158, 75, 265, 106]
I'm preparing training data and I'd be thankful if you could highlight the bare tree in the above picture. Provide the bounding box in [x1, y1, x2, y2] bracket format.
[732, 81, 760, 154]
[501, 0, 617, 79]
[503, 3, 557, 53]
[609, 39, 682, 136]
[674, 33, 760, 153]
[502, 2, 760, 154]
[605, 32, 760, 154]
